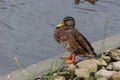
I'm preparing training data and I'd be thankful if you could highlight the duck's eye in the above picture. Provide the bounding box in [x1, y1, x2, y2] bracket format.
[65, 20, 74, 26]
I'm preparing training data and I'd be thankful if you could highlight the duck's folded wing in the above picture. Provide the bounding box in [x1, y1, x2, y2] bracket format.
[71, 29, 96, 55]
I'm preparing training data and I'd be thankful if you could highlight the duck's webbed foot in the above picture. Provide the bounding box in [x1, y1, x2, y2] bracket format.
[65, 59, 75, 64]
[65, 53, 76, 64]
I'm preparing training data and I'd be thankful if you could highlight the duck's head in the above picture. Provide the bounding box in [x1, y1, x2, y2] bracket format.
[56, 16, 75, 29]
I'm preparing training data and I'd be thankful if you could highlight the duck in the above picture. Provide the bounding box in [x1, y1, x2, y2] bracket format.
[54, 16, 97, 64]
[75, 0, 97, 5]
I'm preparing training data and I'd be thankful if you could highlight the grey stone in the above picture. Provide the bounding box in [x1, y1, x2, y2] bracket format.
[106, 63, 113, 70]
[108, 49, 120, 61]
[76, 59, 98, 72]
[97, 77, 108, 80]
[75, 68, 89, 79]
[54, 76, 65, 80]
[95, 69, 115, 79]
[103, 56, 111, 63]
[113, 61, 120, 71]
[66, 64, 76, 71]
[91, 58, 107, 66]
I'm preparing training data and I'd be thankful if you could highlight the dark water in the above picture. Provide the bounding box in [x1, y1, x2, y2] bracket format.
[0, 0, 120, 75]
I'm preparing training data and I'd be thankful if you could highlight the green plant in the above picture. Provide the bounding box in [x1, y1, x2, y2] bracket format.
[100, 15, 109, 58]
[14, 56, 39, 80]
[14, 56, 21, 70]
[43, 56, 65, 80]
[102, 15, 109, 51]
[14, 55, 66, 80]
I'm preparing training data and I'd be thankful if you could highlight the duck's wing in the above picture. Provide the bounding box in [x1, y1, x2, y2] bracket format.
[54, 28, 96, 57]
[71, 29, 97, 56]
[54, 29, 81, 52]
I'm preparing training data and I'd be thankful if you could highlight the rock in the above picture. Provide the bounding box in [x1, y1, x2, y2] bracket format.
[97, 77, 108, 80]
[113, 61, 120, 71]
[40, 75, 54, 80]
[54, 76, 65, 80]
[75, 68, 89, 79]
[95, 69, 115, 79]
[89, 77, 95, 80]
[105, 51, 120, 71]
[76, 59, 98, 72]
[66, 64, 76, 71]
[106, 63, 113, 70]
[108, 49, 120, 61]
[103, 56, 111, 63]
[57, 71, 69, 76]
[91, 58, 107, 66]
[112, 72, 120, 80]
[106, 61, 120, 71]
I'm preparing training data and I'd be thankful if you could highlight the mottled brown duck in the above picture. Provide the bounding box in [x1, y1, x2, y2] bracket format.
[54, 16, 97, 64]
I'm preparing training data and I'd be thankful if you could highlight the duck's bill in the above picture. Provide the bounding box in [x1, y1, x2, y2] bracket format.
[56, 21, 65, 28]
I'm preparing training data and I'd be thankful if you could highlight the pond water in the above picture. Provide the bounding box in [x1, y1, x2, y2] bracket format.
[0, 0, 120, 75]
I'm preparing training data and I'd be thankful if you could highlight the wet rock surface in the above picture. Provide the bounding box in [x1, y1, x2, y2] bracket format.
[36, 48, 120, 80]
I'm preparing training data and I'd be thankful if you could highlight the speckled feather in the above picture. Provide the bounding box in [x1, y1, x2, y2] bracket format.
[54, 26, 97, 57]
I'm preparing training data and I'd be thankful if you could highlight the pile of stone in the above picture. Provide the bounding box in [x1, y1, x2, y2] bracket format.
[38, 48, 120, 80]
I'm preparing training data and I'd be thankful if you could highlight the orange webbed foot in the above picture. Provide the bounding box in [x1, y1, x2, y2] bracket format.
[65, 60, 75, 64]
[65, 54, 76, 64]
[61, 53, 76, 64]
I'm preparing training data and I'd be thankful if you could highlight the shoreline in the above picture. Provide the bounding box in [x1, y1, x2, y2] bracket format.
[0, 33, 120, 80]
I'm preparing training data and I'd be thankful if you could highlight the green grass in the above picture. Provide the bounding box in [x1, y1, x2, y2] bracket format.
[102, 15, 109, 52]
[100, 15, 109, 58]
[14, 56, 39, 80]
[14, 56, 65, 80]
[14, 56, 21, 70]
[41, 56, 65, 80]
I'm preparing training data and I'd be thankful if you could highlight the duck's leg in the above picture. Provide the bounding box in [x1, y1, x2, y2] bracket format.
[61, 53, 73, 60]
[65, 54, 76, 64]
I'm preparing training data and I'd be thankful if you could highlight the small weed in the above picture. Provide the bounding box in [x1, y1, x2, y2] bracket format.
[102, 15, 109, 52]
[14, 56, 21, 70]
[100, 15, 109, 58]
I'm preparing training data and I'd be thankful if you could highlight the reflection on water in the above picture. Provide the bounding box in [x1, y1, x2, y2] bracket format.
[0, 0, 120, 75]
